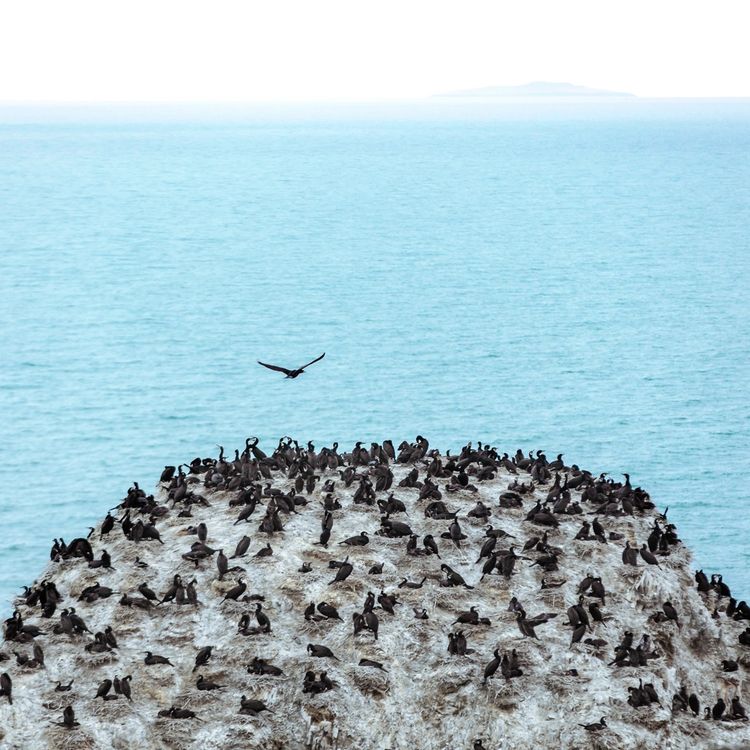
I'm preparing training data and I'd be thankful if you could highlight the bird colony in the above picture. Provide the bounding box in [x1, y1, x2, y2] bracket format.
[1, 437, 749, 750]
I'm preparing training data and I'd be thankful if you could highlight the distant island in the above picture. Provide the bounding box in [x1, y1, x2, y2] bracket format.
[439, 81, 636, 98]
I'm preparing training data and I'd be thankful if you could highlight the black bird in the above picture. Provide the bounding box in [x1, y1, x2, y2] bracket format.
[197, 675, 223, 691]
[688, 693, 700, 716]
[307, 643, 339, 660]
[359, 658, 387, 671]
[622, 541, 639, 566]
[454, 606, 480, 625]
[588, 602, 606, 626]
[257, 353, 325, 379]
[516, 611, 546, 639]
[95, 679, 113, 700]
[217, 550, 228, 580]
[340, 532, 369, 547]
[120, 675, 132, 701]
[483, 649, 501, 683]
[168, 707, 199, 720]
[193, 645, 214, 672]
[712, 697, 726, 720]
[731, 696, 747, 719]
[59, 705, 79, 729]
[579, 717, 607, 732]
[145, 651, 173, 666]
[231, 535, 251, 559]
[423, 534, 440, 558]
[570, 623, 587, 646]
[663, 601, 679, 625]
[255, 603, 271, 632]
[239, 696, 273, 715]
[222, 579, 247, 602]
[329, 559, 353, 585]
[317, 602, 342, 621]
[640, 544, 660, 566]
[103, 625, 118, 648]
[0, 672, 11, 704]
[138, 583, 159, 604]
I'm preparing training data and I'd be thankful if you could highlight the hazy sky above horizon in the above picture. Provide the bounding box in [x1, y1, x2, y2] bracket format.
[1, 0, 749, 102]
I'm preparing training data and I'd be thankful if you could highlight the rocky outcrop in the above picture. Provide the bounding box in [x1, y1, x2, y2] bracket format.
[1, 439, 748, 749]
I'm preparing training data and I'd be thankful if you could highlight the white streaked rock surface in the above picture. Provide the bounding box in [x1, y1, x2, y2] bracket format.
[1, 440, 749, 750]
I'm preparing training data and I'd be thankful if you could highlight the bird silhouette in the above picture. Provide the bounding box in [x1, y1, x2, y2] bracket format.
[257, 353, 325, 378]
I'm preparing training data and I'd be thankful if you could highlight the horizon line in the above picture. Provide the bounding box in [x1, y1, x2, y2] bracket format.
[3, 95, 750, 106]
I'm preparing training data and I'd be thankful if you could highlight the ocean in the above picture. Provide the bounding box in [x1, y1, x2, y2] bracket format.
[1, 99, 748, 609]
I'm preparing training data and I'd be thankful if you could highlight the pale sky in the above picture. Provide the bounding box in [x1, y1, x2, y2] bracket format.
[1, 0, 749, 102]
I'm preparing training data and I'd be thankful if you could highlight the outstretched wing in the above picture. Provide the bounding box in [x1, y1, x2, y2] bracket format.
[527, 612, 557, 625]
[257, 361, 293, 375]
[299, 352, 325, 370]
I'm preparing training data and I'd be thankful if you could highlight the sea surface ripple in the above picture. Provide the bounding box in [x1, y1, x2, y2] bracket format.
[1, 100, 748, 607]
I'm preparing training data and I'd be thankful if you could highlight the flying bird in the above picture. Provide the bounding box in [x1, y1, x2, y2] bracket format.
[257, 353, 325, 379]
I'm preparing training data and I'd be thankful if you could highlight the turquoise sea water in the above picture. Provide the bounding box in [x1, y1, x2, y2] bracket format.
[1, 100, 749, 609]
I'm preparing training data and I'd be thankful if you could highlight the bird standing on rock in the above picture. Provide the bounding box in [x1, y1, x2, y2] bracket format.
[223, 579, 246, 602]
[663, 601, 679, 625]
[329, 559, 353, 585]
[255, 603, 271, 632]
[58, 706, 79, 729]
[640, 544, 660, 566]
[441, 564, 473, 589]
[0, 673, 12, 705]
[193, 646, 213, 672]
[317, 602, 342, 621]
[217, 550, 228, 580]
